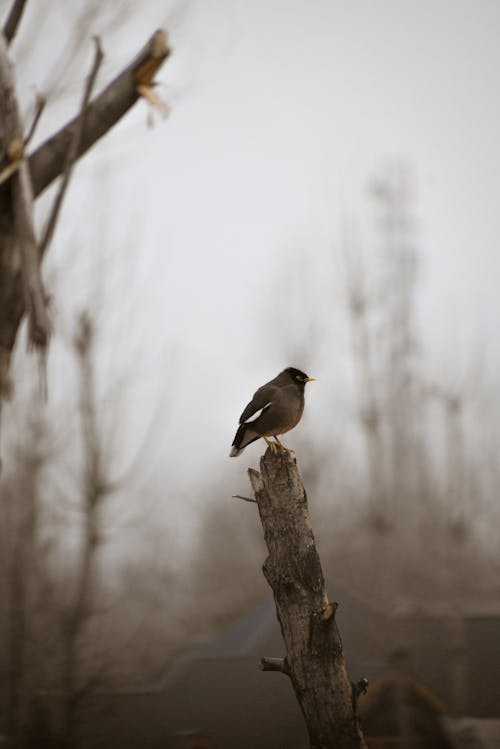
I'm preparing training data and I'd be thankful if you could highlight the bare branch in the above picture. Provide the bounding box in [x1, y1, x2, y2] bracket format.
[23, 93, 46, 147]
[2, 0, 28, 46]
[232, 494, 257, 504]
[39, 37, 104, 259]
[29, 29, 170, 199]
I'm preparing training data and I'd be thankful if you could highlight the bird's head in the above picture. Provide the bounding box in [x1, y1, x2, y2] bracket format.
[284, 367, 316, 385]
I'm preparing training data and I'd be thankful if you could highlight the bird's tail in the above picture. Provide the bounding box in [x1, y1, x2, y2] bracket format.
[229, 423, 260, 457]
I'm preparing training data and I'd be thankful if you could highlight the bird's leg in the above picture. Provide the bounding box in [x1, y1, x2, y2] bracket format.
[273, 435, 291, 453]
[273, 436, 295, 455]
[264, 436, 278, 453]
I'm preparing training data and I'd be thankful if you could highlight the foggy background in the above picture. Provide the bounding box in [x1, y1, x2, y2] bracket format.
[1, 0, 499, 744]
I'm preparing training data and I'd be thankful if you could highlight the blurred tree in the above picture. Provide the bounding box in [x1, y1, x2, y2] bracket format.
[370, 164, 423, 524]
[0, 309, 176, 747]
[336, 164, 499, 611]
[0, 409, 53, 747]
[58, 312, 117, 749]
[0, 0, 170, 406]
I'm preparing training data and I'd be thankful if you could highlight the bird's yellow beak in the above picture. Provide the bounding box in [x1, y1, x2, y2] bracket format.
[305, 377, 316, 382]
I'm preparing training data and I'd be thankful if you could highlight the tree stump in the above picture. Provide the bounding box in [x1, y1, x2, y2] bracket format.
[248, 448, 367, 749]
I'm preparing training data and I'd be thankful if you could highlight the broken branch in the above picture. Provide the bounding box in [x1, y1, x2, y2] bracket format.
[29, 29, 170, 198]
[260, 657, 289, 675]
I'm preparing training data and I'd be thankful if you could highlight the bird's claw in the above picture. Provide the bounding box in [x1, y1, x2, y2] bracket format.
[267, 439, 294, 456]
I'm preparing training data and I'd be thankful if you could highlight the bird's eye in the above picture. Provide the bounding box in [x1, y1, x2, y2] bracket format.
[296, 375, 302, 381]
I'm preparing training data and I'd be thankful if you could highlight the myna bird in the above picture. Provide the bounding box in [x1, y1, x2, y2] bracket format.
[229, 367, 316, 457]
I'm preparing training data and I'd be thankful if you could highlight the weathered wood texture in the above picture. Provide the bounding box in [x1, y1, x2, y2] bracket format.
[249, 449, 366, 749]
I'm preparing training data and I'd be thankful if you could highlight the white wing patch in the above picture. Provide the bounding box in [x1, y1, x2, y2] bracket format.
[244, 403, 271, 424]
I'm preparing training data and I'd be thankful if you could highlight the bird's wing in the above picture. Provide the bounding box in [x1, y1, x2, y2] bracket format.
[239, 383, 277, 424]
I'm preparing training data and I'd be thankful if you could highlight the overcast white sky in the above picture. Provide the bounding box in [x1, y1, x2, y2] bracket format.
[4, 0, 500, 539]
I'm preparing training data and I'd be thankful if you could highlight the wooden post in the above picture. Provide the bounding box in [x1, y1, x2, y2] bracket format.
[248, 448, 367, 749]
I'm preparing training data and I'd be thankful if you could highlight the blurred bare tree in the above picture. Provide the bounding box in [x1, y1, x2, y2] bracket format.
[57, 312, 115, 749]
[0, 6, 173, 740]
[0, 306, 179, 747]
[332, 164, 497, 611]
[0, 0, 170, 410]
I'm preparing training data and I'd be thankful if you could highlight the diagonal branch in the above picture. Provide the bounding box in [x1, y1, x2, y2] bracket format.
[2, 0, 28, 46]
[23, 93, 46, 148]
[39, 37, 103, 259]
[29, 29, 170, 199]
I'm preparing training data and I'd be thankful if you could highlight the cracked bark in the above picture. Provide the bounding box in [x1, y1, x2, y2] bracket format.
[248, 449, 367, 749]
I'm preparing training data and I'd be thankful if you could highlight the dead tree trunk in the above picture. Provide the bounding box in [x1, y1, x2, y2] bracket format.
[248, 448, 367, 749]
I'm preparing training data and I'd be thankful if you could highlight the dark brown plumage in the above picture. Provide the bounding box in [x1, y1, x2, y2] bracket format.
[229, 367, 316, 457]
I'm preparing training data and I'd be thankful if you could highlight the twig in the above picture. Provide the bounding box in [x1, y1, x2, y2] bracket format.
[2, 0, 28, 46]
[39, 37, 104, 259]
[232, 494, 257, 504]
[23, 93, 46, 147]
